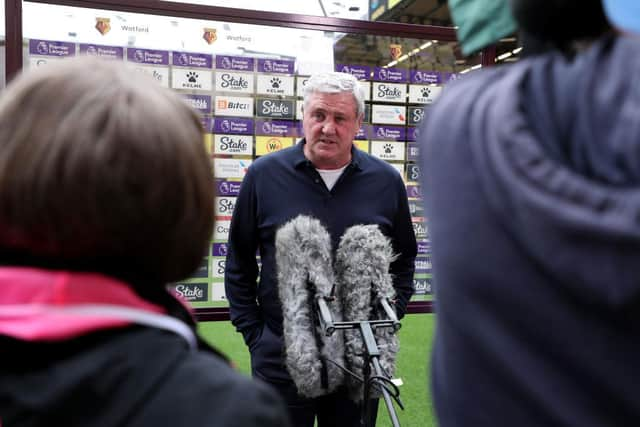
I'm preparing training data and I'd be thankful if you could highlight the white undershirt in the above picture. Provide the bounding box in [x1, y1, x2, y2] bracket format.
[316, 165, 348, 191]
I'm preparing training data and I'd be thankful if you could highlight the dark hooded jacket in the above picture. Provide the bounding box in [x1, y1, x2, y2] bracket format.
[422, 35, 640, 427]
[0, 268, 289, 427]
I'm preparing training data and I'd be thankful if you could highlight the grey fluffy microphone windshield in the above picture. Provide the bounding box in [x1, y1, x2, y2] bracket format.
[335, 224, 399, 402]
[275, 215, 345, 397]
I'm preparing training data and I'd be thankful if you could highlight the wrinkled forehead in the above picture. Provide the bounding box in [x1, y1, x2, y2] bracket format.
[304, 90, 359, 117]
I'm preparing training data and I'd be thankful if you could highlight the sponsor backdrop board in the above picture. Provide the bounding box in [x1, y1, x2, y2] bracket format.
[27, 40, 448, 303]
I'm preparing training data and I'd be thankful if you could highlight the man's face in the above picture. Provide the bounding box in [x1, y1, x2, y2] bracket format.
[302, 91, 363, 169]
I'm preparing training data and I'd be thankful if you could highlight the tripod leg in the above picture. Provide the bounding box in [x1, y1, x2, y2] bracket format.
[362, 358, 372, 427]
[371, 357, 401, 427]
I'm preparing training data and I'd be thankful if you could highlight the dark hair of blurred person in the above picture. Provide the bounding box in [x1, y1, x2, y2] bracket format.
[0, 57, 289, 427]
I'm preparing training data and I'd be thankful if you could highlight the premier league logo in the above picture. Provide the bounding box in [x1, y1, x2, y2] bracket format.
[263, 60, 273, 72]
[177, 53, 189, 66]
[220, 120, 231, 133]
[95, 17, 111, 36]
[134, 50, 144, 62]
[36, 42, 49, 55]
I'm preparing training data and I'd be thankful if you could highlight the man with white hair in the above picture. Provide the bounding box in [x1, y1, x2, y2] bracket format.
[225, 71, 417, 426]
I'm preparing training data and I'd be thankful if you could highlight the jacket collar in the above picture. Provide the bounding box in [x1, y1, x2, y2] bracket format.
[0, 267, 195, 344]
[293, 138, 364, 171]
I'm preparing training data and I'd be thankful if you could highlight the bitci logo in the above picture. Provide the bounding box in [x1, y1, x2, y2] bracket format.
[215, 96, 254, 117]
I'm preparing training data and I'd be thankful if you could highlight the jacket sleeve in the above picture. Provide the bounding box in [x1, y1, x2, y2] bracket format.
[224, 166, 262, 347]
[389, 173, 417, 318]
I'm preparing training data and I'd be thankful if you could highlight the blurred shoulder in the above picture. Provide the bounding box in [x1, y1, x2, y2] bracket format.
[146, 349, 289, 426]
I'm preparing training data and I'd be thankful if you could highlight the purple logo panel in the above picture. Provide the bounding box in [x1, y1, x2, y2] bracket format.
[213, 117, 254, 135]
[407, 183, 422, 199]
[336, 64, 371, 80]
[258, 58, 294, 74]
[406, 127, 421, 142]
[373, 126, 405, 141]
[183, 94, 211, 113]
[442, 72, 461, 83]
[201, 117, 213, 133]
[173, 51, 213, 68]
[29, 39, 75, 57]
[79, 44, 123, 59]
[373, 67, 408, 83]
[215, 55, 255, 71]
[410, 70, 440, 84]
[356, 124, 372, 140]
[414, 255, 432, 274]
[126, 48, 169, 65]
[255, 119, 297, 136]
[216, 179, 242, 196]
[417, 240, 430, 255]
[212, 243, 229, 257]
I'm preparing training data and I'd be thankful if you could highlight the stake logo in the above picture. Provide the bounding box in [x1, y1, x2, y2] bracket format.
[216, 72, 253, 94]
[372, 82, 406, 102]
[173, 283, 208, 302]
[256, 99, 294, 119]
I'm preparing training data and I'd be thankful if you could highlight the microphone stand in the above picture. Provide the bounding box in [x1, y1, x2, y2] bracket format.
[317, 297, 403, 427]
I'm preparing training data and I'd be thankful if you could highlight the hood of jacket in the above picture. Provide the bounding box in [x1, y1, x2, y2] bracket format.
[0, 267, 201, 426]
[465, 35, 640, 308]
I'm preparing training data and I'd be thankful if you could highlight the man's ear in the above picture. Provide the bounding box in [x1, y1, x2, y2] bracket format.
[356, 112, 364, 129]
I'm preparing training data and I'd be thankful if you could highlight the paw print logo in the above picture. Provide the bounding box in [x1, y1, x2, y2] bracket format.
[187, 71, 199, 83]
[270, 77, 282, 89]
[383, 143, 394, 154]
[421, 87, 431, 97]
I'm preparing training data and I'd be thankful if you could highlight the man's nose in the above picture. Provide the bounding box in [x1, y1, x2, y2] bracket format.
[322, 120, 336, 134]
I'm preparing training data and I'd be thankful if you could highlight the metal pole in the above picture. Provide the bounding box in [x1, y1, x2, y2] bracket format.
[5, 0, 23, 83]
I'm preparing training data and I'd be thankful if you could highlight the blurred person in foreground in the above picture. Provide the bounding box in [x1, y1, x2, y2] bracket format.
[420, 0, 640, 425]
[225, 71, 417, 426]
[0, 57, 289, 427]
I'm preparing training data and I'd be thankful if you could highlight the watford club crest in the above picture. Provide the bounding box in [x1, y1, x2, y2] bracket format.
[95, 17, 111, 36]
[203, 28, 217, 45]
[389, 44, 402, 60]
